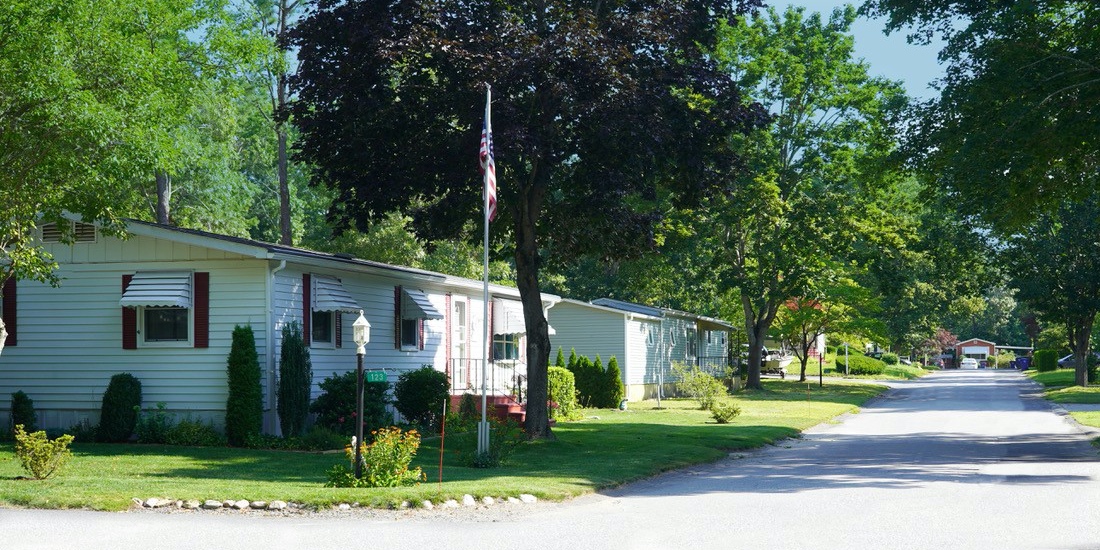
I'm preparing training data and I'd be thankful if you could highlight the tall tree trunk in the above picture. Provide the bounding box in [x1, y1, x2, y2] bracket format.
[155, 171, 171, 225]
[743, 299, 765, 390]
[277, 122, 291, 245]
[514, 162, 552, 439]
[1070, 316, 1094, 387]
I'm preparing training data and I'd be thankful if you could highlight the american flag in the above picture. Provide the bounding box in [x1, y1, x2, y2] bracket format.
[479, 90, 497, 222]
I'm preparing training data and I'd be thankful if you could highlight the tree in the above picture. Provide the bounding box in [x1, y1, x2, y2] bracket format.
[226, 325, 263, 446]
[712, 5, 907, 389]
[774, 275, 877, 382]
[287, 0, 767, 437]
[278, 321, 312, 437]
[863, 0, 1100, 231]
[1005, 196, 1100, 386]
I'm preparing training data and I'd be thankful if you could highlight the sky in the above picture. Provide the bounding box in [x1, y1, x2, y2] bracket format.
[783, 1, 946, 100]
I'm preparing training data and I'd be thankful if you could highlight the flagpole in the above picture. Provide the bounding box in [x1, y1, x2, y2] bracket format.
[478, 84, 492, 456]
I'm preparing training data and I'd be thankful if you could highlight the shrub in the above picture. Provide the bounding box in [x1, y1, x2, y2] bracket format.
[310, 370, 392, 436]
[10, 391, 37, 432]
[165, 418, 225, 447]
[1034, 349, 1058, 372]
[97, 373, 142, 442]
[327, 426, 425, 488]
[599, 357, 625, 409]
[301, 425, 347, 451]
[394, 366, 449, 431]
[709, 400, 741, 424]
[135, 402, 174, 444]
[457, 393, 479, 423]
[1088, 354, 1099, 384]
[226, 325, 263, 446]
[555, 347, 566, 368]
[278, 321, 312, 438]
[672, 363, 727, 410]
[569, 355, 602, 407]
[547, 366, 580, 421]
[445, 415, 526, 468]
[13, 425, 74, 480]
[835, 354, 886, 376]
[67, 419, 97, 442]
[995, 352, 1016, 369]
[881, 353, 899, 365]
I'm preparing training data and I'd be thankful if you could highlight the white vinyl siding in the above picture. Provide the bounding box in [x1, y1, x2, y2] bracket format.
[0, 233, 267, 430]
[548, 301, 627, 372]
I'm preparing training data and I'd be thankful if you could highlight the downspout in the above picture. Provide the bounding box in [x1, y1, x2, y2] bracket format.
[266, 259, 287, 434]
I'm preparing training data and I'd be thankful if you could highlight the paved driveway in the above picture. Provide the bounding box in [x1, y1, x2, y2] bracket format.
[4, 370, 1099, 550]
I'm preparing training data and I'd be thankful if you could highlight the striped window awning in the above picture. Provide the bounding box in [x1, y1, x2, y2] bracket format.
[313, 275, 362, 313]
[120, 272, 192, 308]
[402, 288, 444, 320]
[493, 298, 526, 335]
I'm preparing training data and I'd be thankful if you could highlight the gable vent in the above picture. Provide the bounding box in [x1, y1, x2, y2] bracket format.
[40, 221, 97, 243]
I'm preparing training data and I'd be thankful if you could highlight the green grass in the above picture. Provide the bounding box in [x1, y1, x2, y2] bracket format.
[0, 380, 886, 512]
[1027, 368, 1100, 403]
[1070, 411, 1100, 431]
[788, 353, 931, 381]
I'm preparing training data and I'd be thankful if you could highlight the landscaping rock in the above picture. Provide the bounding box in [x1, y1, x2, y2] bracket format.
[232, 500, 250, 510]
[421, 500, 434, 510]
[338, 503, 351, 511]
[481, 496, 495, 505]
[519, 494, 537, 504]
[250, 501, 267, 509]
[267, 500, 288, 510]
[131, 498, 144, 508]
[223, 499, 235, 508]
[146, 497, 171, 508]
[462, 494, 476, 506]
[182, 500, 202, 510]
[507, 497, 520, 504]
[203, 500, 224, 510]
[442, 499, 459, 508]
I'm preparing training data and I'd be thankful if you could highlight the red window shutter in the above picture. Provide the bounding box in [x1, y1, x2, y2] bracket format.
[193, 272, 209, 348]
[394, 285, 402, 349]
[2, 277, 16, 347]
[418, 318, 425, 350]
[335, 312, 343, 348]
[122, 275, 136, 349]
[302, 274, 311, 346]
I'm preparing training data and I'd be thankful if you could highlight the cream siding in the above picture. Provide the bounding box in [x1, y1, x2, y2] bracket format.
[0, 235, 267, 430]
[548, 302, 627, 369]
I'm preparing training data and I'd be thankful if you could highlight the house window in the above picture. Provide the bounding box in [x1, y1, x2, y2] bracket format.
[140, 306, 191, 345]
[706, 331, 713, 345]
[669, 328, 677, 346]
[686, 328, 697, 358]
[401, 318, 419, 348]
[312, 310, 334, 346]
[646, 325, 655, 346]
[494, 333, 520, 361]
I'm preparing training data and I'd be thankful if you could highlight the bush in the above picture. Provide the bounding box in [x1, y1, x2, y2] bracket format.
[310, 370, 392, 436]
[445, 415, 526, 468]
[14, 424, 74, 480]
[278, 321, 312, 438]
[327, 426, 425, 488]
[995, 352, 1016, 369]
[672, 363, 727, 410]
[97, 373, 142, 442]
[599, 357, 626, 409]
[834, 354, 886, 376]
[226, 325, 263, 446]
[1034, 349, 1058, 372]
[457, 393, 479, 423]
[709, 400, 741, 424]
[555, 347, 566, 368]
[165, 418, 225, 447]
[301, 425, 347, 451]
[10, 391, 37, 432]
[880, 353, 899, 365]
[394, 366, 449, 431]
[569, 354, 602, 407]
[1088, 354, 1099, 384]
[135, 402, 174, 444]
[547, 366, 580, 421]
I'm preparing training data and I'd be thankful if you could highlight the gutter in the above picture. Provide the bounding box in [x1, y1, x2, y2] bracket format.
[266, 259, 287, 434]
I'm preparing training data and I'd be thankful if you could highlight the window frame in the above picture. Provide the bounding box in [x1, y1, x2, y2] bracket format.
[493, 333, 521, 361]
[137, 305, 193, 348]
[686, 327, 698, 358]
[310, 309, 336, 348]
[399, 317, 420, 350]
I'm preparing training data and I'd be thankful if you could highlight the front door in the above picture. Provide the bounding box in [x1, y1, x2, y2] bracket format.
[452, 299, 468, 388]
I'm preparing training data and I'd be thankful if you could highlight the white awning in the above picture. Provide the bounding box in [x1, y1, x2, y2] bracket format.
[493, 298, 526, 335]
[120, 272, 192, 308]
[313, 275, 361, 313]
[402, 288, 444, 320]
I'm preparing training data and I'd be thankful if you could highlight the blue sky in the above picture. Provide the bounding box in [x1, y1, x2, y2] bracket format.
[783, 1, 945, 100]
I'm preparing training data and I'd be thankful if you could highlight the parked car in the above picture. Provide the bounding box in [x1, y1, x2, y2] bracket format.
[960, 357, 979, 370]
[1057, 353, 1100, 368]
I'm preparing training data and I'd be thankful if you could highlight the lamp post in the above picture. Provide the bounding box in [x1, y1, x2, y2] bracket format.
[843, 342, 849, 376]
[352, 311, 371, 480]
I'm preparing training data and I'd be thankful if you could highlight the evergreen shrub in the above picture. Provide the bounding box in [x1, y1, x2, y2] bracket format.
[547, 366, 580, 420]
[1034, 349, 1058, 372]
[672, 363, 727, 410]
[278, 322, 312, 438]
[834, 354, 886, 376]
[709, 400, 741, 424]
[310, 370, 391, 436]
[226, 325, 263, 446]
[135, 402, 174, 444]
[165, 418, 225, 447]
[600, 357, 625, 408]
[394, 365, 449, 431]
[881, 353, 899, 365]
[13, 425, 74, 480]
[97, 373, 142, 442]
[10, 390, 37, 432]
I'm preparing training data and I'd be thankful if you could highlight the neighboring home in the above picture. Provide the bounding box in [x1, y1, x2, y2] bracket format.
[0, 219, 559, 432]
[955, 338, 996, 367]
[550, 298, 733, 401]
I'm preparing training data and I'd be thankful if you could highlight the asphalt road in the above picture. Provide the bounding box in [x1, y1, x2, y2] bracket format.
[5, 370, 1100, 550]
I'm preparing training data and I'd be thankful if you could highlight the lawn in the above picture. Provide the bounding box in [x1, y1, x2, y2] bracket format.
[0, 379, 885, 512]
[787, 353, 931, 381]
[1070, 411, 1100, 432]
[1027, 368, 1100, 403]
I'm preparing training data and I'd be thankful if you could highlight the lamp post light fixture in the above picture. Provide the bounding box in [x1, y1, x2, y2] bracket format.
[352, 311, 371, 480]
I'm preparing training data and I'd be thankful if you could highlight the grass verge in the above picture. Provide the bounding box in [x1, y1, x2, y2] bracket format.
[1027, 368, 1100, 403]
[0, 379, 886, 512]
